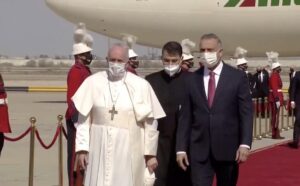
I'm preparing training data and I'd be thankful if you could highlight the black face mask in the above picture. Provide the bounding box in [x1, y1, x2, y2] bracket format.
[239, 65, 248, 71]
[277, 68, 282, 73]
[183, 60, 194, 68]
[81, 53, 93, 65]
[128, 59, 139, 69]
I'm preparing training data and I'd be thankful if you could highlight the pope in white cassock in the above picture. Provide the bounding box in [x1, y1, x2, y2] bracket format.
[72, 44, 166, 186]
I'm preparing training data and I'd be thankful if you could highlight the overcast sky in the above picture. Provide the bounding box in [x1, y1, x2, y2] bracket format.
[0, 0, 156, 58]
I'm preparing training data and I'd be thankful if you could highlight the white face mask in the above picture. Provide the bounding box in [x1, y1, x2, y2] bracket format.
[108, 62, 126, 78]
[164, 64, 180, 77]
[200, 52, 219, 68]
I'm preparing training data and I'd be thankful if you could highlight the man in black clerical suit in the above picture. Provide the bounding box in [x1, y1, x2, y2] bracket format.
[289, 71, 300, 148]
[254, 67, 269, 117]
[146, 41, 192, 186]
[176, 33, 253, 186]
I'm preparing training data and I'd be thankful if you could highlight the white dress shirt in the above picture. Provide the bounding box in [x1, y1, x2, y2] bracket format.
[203, 62, 223, 98]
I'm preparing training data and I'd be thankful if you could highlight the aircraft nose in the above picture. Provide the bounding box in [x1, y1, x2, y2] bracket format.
[45, 0, 67, 15]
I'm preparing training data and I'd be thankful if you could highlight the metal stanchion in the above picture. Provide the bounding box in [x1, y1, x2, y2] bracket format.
[283, 99, 289, 131]
[286, 96, 291, 130]
[291, 108, 295, 129]
[257, 98, 262, 140]
[287, 106, 291, 130]
[263, 98, 270, 138]
[280, 105, 287, 131]
[268, 102, 272, 136]
[57, 115, 64, 186]
[28, 117, 36, 186]
[253, 99, 258, 140]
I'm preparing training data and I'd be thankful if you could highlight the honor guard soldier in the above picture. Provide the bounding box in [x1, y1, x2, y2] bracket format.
[127, 49, 139, 75]
[66, 23, 94, 186]
[123, 35, 139, 75]
[235, 47, 255, 97]
[0, 73, 11, 156]
[267, 51, 284, 139]
[181, 39, 195, 72]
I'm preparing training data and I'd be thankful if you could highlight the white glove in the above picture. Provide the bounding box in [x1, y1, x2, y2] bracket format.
[291, 101, 296, 109]
[275, 101, 280, 109]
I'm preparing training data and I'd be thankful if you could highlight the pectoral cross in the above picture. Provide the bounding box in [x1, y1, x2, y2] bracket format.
[109, 105, 118, 120]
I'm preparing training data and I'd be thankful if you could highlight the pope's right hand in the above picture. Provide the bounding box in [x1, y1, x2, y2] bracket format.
[291, 101, 296, 109]
[77, 151, 88, 170]
[176, 153, 189, 171]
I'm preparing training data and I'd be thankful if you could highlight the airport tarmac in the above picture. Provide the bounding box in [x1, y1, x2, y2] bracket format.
[1, 91, 67, 186]
[0, 70, 295, 185]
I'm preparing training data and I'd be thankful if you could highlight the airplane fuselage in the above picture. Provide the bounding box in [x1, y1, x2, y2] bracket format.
[46, 0, 300, 56]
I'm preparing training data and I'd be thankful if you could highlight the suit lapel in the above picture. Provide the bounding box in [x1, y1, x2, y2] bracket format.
[195, 68, 209, 109]
[211, 63, 229, 109]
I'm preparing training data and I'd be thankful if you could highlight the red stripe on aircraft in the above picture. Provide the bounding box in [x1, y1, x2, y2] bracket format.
[240, 0, 256, 7]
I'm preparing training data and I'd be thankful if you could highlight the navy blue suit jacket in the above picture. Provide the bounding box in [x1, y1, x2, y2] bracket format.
[291, 71, 300, 106]
[176, 63, 253, 162]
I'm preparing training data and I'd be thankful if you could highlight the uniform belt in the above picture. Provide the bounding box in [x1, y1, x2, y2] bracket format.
[0, 98, 8, 105]
[269, 89, 282, 92]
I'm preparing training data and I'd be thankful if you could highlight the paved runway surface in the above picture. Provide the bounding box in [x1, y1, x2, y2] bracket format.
[1, 91, 68, 186]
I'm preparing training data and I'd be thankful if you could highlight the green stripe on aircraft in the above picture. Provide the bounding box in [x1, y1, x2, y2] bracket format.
[225, 0, 300, 7]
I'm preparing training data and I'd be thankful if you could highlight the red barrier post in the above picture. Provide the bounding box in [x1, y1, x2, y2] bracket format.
[28, 117, 36, 186]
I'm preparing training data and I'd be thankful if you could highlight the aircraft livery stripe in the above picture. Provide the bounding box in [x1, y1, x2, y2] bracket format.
[258, 0, 268, 6]
[283, 0, 292, 6]
[271, 0, 280, 6]
[224, 0, 240, 7]
[225, 0, 300, 7]
[240, 0, 256, 7]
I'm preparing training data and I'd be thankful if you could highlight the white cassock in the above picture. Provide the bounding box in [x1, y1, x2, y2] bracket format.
[72, 71, 166, 186]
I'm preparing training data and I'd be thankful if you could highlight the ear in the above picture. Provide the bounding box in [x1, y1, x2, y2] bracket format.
[218, 48, 224, 58]
[179, 56, 183, 65]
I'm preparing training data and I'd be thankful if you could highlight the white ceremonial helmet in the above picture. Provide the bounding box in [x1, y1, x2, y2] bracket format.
[271, 62, 281, 69]
[236, 57, 248, 66]
[128, 49, 138, 58]
[182, 53, 194, 61]
[72, 43, 93, 55]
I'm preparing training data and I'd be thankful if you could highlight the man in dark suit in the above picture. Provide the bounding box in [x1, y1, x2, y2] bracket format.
[176, 33, 253, 186]
[288, 67, 296, 96]
[289, 71, 300, 148]
[288, 67, 296, 116]
[254, 67, 269, 117]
